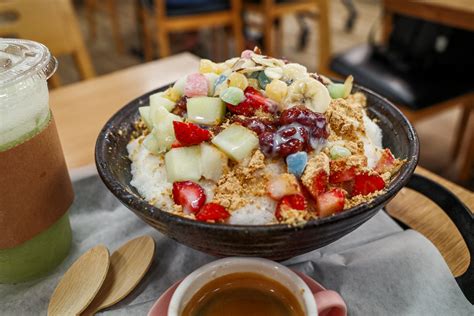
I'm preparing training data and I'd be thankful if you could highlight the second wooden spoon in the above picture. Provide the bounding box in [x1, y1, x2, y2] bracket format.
[81, 235, 155, 315]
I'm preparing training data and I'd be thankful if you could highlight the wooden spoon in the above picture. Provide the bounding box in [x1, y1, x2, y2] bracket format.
[81, 235, 155, 315]
[48, 245, 110, 316]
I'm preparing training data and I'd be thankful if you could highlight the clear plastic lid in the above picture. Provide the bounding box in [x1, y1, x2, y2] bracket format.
[0, 38, 57, 87]
[0, 39, 57, 151]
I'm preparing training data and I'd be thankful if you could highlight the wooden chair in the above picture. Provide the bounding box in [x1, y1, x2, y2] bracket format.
[330, 12, 474, 181]
[138, 0, 245, 61]
[243, 0, 331, 74]
[85, 0, 124, 54]
[0, 0, 95, 87]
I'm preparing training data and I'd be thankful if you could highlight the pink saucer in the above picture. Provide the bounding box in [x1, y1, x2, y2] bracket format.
[148, 271, 333, 316]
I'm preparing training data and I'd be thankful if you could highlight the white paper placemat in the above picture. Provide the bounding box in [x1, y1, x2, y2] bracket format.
[1, 172, 472, 315]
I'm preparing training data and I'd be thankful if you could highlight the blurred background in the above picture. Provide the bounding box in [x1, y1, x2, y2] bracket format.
[1, 0, 472, 189]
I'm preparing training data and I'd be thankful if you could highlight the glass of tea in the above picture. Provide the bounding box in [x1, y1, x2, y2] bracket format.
[168, 257, 347, 316]
[0, 39, 74, 283]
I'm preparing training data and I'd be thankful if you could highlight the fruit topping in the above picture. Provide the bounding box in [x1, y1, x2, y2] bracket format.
[228, 72, 249, 90]
[285, 77, 331, 113]
[301, 153, 330, 199]
[220, 87, 245, 105]
[165, 146, 201, 182]
[316, 188, 345, 217]
[204, 73, 219, 95]
[200, 143, 228, 182]
[329, 161, 357, 184]
[195, 203, 230, 222]
[150, 106, 183, 153]
[275, 194, 307, 221]
[138, 106, 152, 129]
[172, 181, 206, 214]
[150, 92, 176, 112]
[184, 73, 208, 97]
[327, 76, 353, 100]
[211, 124, 259, 162]
[286, 151, 308, 178]
[352, 173, 385, 196]
[265, 79, 288, 103]
[187, 97, 226, 125]
[374, 148, 399, 175]
[267, 173, 300, 200]
[173, 121, 212, 146]
[226, 86, 272, 116]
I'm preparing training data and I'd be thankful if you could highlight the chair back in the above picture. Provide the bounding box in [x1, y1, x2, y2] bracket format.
[0, 0, 95, 83]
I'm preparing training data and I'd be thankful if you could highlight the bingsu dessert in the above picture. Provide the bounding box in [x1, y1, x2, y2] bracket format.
[127, 48, 403, 226]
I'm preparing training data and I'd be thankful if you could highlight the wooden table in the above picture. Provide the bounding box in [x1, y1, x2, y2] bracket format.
[50, 52, 473, 277]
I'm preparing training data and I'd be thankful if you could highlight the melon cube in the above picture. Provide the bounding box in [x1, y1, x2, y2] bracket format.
[150, 93, 176, 112]
[138, 106, 153, 130]
[200, 143, 228, 181]
[143, 133, 160, 154]
[165, 146, 201, 182]
[149, 106, 182, 153]
[211, 124, 259, 162]
[187, 97, 226, 125]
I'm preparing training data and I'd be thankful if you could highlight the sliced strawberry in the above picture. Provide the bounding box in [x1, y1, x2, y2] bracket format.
[226, 86, 271, 116]
[374, 148, 397, 174]
[172, 181, 206, 213]
[329, 165, 356, 183]
[316, 188, 345, 217]
[173, 121, 212, 146]
[352, 173, 385, 196]
[275, 194, 307, 221]
[195, 203, 230, 222]
[310, 170, 328, 198]
[267, 174, 300, 200]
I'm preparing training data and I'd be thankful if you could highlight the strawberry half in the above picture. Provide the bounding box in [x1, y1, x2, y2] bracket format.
[195, 203, 230, 222]
[329, 165, 356, 184]
[375, 148, 397, 174]
[173, 121, 212, 146]
[275, 194, 307, 221]
[226, 86, 271, 116]
[352, 173, 385, 196]
[310, 170, 328, 198]
[316, 188, 345, 217]
[172, 181, 206, 213]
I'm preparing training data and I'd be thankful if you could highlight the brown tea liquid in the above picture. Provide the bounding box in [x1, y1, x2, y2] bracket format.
[182, 272, 305, 316]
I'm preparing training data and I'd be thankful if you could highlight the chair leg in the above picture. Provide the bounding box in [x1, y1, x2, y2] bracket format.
[140, 6, 154, 61]
[452, 104, 472, 160]
[316, 0, 331, 74]
[230, 0, 244, 55]
[157, 27, 171, 58]
[262, 14, 273, 56]
[85, 0, 97, 40]
[107, 0, 124, 54]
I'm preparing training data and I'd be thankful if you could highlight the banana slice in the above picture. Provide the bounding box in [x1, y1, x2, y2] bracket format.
[282, 63, 309, 82]
[285, 78, 331, 113]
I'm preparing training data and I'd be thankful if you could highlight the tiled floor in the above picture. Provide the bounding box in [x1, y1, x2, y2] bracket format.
[58, 0, 472, 187]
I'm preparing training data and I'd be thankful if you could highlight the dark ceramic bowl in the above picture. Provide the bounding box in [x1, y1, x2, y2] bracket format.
[95, 84, 419, 260]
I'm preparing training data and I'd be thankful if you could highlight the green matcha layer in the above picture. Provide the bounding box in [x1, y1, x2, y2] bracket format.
[0, 213, 72, 284]
[0, 111, 51, 152]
